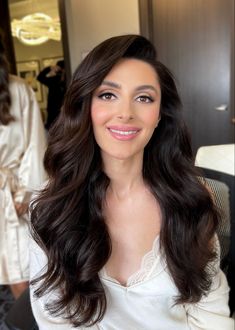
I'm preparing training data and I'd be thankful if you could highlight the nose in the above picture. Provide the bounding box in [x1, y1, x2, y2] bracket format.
[117, 99, 134, 121]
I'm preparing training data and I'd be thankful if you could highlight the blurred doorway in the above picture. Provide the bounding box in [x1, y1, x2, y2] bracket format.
[8, 0, 68, 123]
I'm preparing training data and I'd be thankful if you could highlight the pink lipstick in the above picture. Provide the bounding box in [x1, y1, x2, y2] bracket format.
[107, 126, 141, 141]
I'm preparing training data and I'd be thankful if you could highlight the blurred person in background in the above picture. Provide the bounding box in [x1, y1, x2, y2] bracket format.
[0, 31, 47, 299]
[37, 59, 66, 130]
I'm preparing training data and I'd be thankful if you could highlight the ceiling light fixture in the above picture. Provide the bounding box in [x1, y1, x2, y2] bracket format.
[11, 12, 61, 46]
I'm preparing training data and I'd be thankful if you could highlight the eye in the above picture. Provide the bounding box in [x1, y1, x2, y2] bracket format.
[98, 92, 116, 101]
[136, 95, 154, 103]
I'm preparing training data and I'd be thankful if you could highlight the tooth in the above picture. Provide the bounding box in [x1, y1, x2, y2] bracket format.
[110, 129, 137, 135]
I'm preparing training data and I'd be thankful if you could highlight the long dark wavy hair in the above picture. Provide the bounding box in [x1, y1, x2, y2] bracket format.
[0, 32, 14, 125]
[31, 34, 218, 327]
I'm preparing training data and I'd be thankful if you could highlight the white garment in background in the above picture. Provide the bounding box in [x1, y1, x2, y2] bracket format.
[30, 235, 234, 330]
[0, 75, 47, 284]
[195, 144, 235, 176]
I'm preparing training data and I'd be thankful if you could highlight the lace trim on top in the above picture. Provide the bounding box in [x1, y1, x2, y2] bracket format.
[100, 235, 161, 287]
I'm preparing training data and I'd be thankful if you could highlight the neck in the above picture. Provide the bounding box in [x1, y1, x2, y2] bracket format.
[102, 153, 145, 201]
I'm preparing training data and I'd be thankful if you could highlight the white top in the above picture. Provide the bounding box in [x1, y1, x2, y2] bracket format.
[29, 235, 234, 330]
[195, 144, 235, 176]
[0, 75, 47, 284]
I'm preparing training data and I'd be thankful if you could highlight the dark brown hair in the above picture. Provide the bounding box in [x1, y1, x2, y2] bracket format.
[0, 31, 14, 125]
[31, 35, 218, 327]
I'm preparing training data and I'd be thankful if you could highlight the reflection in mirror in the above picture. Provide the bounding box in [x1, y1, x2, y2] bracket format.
[9, 0, 65, 126]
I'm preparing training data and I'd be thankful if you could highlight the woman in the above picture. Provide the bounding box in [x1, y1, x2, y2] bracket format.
[30, 35, 233, 329]
[0, 32, 47, 298]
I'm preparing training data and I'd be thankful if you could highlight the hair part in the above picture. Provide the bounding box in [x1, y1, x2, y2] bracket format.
[31, 34, 218, 326]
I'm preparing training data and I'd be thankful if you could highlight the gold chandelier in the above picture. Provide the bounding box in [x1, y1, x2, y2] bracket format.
[11, 12, 61, 46]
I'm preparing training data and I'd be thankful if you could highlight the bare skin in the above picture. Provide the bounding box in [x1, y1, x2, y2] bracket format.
[14, 202, 28, 216]
[103, 158, 162, 286]
[10, 281, 29, 299]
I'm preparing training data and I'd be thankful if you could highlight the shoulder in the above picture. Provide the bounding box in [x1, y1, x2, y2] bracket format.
[9, 74, 29, 90]
[9, 75, 37, 109]
[9, 74, 33, 99]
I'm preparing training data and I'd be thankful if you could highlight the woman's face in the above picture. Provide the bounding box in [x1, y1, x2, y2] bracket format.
[91, 58, 161, 161]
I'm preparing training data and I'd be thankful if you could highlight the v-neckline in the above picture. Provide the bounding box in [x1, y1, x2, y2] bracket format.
[99, 235, 161, 288]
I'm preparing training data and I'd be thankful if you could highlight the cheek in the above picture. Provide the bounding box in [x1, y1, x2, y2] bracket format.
[91, 105, 109, 126]
[141, 107, 160, 128]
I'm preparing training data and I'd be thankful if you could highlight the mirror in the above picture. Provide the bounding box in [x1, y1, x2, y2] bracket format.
[8, 0, 65, 123]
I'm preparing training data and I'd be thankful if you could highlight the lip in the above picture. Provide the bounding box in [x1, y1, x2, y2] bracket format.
[107, 125, 141, 141]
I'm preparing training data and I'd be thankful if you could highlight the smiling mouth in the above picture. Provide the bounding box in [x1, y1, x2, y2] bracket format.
[107, 127, 140, 140]
[109, 128, 138, 135]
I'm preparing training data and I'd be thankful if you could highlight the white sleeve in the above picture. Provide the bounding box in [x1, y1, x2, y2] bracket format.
[29, 236, 76, 330]
[184, 239, 234, 330]
[14, 86, 47, 204]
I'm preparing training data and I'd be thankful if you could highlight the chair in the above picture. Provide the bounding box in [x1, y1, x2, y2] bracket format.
[202, 177, 231, 269]
[196, 144, 235, 314]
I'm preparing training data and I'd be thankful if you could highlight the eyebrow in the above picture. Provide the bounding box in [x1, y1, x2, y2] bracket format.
[101, 80, 121, 89]
[101, 80, 158, 94]
[135, 85, 158, 93]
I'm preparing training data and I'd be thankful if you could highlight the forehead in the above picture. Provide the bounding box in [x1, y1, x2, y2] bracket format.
[103, 58, 160, 86]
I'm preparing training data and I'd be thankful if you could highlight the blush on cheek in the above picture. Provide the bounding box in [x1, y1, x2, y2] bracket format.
[144, 110, 160, 127]
[91, 106, 108, 125]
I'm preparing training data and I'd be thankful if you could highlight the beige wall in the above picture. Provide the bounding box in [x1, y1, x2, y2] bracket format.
[65, 0, 140, 74]
[13, 39, 63, 64]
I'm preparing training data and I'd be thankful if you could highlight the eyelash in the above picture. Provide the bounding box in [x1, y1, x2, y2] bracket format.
[136, 95, 154, 103]
[98, 92, 116, 100]
[97, 92, 154, 103]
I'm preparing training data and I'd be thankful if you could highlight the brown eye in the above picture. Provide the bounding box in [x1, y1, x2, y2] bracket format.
[98, 92, 116, 100]
[137, 95, 154, 103]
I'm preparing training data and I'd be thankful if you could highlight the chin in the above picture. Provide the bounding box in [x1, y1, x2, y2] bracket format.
[102, 149, 143, 162]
